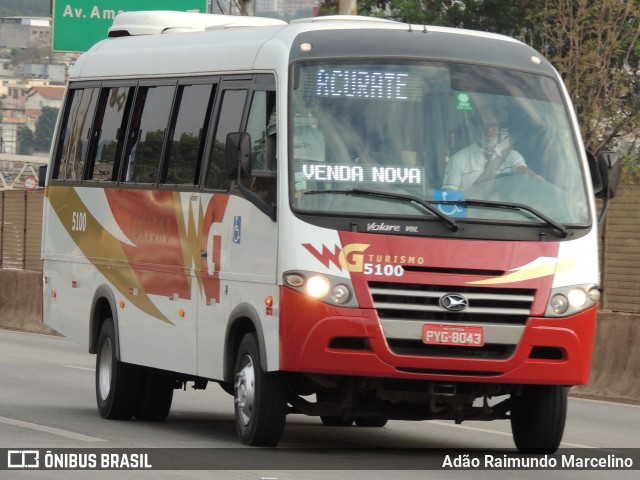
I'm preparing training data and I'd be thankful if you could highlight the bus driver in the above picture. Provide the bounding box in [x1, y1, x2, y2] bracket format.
[442, 106, 535, 190]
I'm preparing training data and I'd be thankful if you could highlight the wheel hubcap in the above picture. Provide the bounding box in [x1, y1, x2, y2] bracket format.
[98, 337, 113, 401]
[235, 356, 255, 426]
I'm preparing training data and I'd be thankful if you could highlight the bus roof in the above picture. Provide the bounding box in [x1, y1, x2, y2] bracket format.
[107, 10, 288, 36]
[70, 11, 552, 80]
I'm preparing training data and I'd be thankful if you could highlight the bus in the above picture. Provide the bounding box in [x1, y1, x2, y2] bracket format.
[41, 11, 619, 452]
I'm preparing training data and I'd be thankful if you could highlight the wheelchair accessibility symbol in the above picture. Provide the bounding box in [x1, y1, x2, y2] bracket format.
[233, 216, 242, 244]
[433, 190, 466, 217]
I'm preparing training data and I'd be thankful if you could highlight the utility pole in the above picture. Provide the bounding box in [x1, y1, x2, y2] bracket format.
[338, 0, 357, 15]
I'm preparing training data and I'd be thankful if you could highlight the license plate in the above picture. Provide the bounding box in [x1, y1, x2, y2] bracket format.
[423, 324, 485, 347]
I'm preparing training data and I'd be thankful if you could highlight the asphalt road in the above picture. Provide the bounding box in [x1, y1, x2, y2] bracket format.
[0, 329, 638, 480]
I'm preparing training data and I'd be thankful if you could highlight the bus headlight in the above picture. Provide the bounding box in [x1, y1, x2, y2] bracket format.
[284, 270, 358, 308]
[567, 288, 587, 308]
[306, 275, 330, 298]
[331, 284, 351, 305]
[545, 284, 600, 317]
[549, 294, 569, 315]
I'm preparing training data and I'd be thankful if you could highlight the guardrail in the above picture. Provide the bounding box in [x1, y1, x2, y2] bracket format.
[0, 190, 43, 271]
[0, 155, 47, 191]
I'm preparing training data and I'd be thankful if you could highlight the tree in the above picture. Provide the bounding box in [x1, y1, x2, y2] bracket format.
[530, 1, 640, 156]
[34, 107, 59, 152]
[320, 0, 532, 30]
[17, 126, 34, 155]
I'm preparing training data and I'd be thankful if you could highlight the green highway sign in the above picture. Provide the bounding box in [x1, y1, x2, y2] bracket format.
[52, 0, 208, 52]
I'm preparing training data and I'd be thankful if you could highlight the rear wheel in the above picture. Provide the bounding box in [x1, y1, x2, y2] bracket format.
[134, 368, 174, 421]
[510, 385, 567, 453]
[95, 318, 139, 420]
[233, 333, 288, 446]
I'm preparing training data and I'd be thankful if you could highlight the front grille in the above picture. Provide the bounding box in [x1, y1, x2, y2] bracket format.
[369, 281, 535, 325]
[387, 339, 515, 359]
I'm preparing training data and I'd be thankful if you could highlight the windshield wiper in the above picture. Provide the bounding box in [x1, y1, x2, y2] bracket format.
[304, 188, 460, 232]
[432, 198, 572, 238]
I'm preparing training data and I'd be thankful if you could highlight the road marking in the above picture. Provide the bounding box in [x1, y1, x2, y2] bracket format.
[429, 421, 595, 448]
[572, 396, 640, 409]
[61, 364, 94, 372]
[0, 415, 106, 442]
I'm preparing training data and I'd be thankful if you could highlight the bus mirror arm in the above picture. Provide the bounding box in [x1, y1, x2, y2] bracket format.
[226, 132, 277, 221]
[226, 132, 252, 180]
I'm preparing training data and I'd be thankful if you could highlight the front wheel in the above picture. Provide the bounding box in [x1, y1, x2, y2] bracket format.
[95, 318, 139, 420]
[510, 385, 567, 453]
[234, 333, 288, 446]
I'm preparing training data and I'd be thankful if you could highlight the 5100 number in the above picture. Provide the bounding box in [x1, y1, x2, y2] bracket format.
[72, 211, 87, 232]
[363, 263, 404, 277]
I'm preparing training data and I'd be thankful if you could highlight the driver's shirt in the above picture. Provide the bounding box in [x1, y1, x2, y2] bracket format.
[442, 142, 526, 190]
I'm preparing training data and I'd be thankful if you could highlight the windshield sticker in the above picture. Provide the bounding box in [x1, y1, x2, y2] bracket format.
[299, 164, 423, 185]
[434, 190, 467, 217]
[455, 92, 473, 111]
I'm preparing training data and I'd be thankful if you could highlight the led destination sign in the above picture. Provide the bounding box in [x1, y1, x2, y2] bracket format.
[315, 69, 413, 100]
[299, 164, 423, 185]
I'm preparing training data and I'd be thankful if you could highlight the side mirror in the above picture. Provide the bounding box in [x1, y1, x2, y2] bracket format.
[38, 165, 47, 187]
[587, 151, 603, 195]
[595, 151, 621, 199]
[226, 132, 252, 180]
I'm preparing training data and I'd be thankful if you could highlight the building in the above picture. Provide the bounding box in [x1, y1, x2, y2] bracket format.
[24, 85, 65, 112]
[1, 84, 65, 154]
[0, 17, 51, 49]
[21, 64, 66, 82]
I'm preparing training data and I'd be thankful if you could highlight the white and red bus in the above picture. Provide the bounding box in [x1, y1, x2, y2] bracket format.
[41, 11, 619, 451]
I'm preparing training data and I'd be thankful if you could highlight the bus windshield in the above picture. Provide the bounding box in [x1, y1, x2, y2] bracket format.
[290, 60, 589, 226]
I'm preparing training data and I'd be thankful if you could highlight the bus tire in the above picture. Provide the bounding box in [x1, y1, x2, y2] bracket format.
[134, 368, 174, 421]
[95, 318, 139, 420]
[354, 417, 388, 427]
[510, 385, 567, 453]
[233, 332, 287, 446]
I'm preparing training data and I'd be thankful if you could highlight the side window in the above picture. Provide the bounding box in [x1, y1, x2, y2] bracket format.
[244, 90, 277, 205]
[164, 83, 216, 186]
[54, 87, 99, 181]
[206, 89, 247, 190]
[122, 85, 175, 184]
[91, 86, 133, 182]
